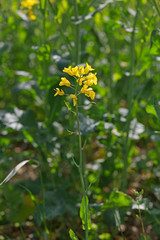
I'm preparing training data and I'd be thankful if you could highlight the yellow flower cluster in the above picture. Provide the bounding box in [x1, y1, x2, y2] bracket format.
[54, 63, 97, 106]
[20, 0, 39, 20]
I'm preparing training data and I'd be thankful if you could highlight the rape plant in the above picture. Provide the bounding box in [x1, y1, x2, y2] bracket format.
[134, 190, 148, 240]
[55, 63, 97, 240]
[20, 0, 39, 20]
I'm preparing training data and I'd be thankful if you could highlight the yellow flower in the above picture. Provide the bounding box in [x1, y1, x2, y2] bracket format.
[56, 64, 97, 104]
[63, 66, 73, 76]
[84, 89, 95, 100]
[69, 94, 78, 106]
[79, 66, 85, 76]
[28, 9, 36, 20]
[21, 0, 39, 9]
[77, 76, 85, 86]
[84, 63, 94, 75]
[84, 73, 97, 86]
[81, 84, 88, 93]
[78, 63, 94, 76]
[63, 66, 79, 77]
[59, 77, 71, 87]
[20, 0, 39, 20]
[71, 66, 80, 77]
[63, 63, 95, 78]
[54, 88, 64, 96]
[81, 85, 95, 100]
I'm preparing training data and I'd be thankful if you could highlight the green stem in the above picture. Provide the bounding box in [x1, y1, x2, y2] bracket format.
[39, 171, 50, 238]
[138, 205, 146, 240]
[48, 0, 73, 57]
[108, 33, 114, 112]
[75, 104, 88, 240]
[74, 1, 87, 238]
[76, 106, 88, 239]
[20, 225, 25, 240]
[152, 0, 160, 17]
[74, 0, 81, 65]
[122, 0, 140, 191]
[40, 0, 48, 125]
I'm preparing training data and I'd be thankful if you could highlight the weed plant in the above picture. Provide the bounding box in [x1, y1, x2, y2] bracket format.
[0, 0, 160, 239]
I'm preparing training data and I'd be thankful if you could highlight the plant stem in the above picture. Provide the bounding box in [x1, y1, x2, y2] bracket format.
[74, 0, 80, 65]
[48, 0, 73, 57]
[139, 210, 146, 240]
[40, 0, 48, 125]
[74, 1, 88, 238]
[152, 0, 160, 17]
[20, 225, 26, 240]
[108, 32, 114, 112]
[138, 203, 147, 240]
[39, 171, 50, 238]
[75, 104, 88, 240]
[122, 0, 140, 191]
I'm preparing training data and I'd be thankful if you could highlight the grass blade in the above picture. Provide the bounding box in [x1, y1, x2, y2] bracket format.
[0, 160, 38, 186]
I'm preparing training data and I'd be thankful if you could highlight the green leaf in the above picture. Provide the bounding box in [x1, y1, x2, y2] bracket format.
[20, 109, 38, 128]
[140, 235, 151, 240]
[0, 43, 9, 63]
[101, 189, 132, 211]
[150, 29, 157, 48]
[1, 234, 12, 240]
[150, 29, 160, 55]
[146, 105, 157, 118]
[80, 196, 92, 230]
[40, 0, 46, 10]
[69, 229, 79, 240]
[22, 129, 38, 148]
[154, 97, 160, 122]
[20, 185, 42, 218]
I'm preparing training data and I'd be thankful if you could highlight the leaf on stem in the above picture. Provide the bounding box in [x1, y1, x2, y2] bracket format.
[154, 97, 160, 122]
[80, 196, 92, 230]
[69, 229, 79, 240]
[101, 189, 132, 210]
[146, 105, 157, 118]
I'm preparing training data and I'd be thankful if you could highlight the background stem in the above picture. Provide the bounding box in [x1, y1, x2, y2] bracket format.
[76, 105, 88, 240]
[152, 0, 160, 17]
[122, 0, 140, 191]
[74, 0, 81, 65]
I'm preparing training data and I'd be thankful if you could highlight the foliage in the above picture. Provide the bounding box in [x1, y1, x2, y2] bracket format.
[0, 0, 160, 239]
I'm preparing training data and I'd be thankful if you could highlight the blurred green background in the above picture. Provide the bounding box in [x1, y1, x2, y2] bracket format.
[0, 0, 160, 239]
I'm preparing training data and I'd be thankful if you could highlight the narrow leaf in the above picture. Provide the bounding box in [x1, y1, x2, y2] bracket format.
[146, 105, 157, 118]
[80, 196, 92, 230]
[0, 160, 38, 186]
[19, 185, 42, 220]
[40, 0, 46, 10]
[154, 97, 160, 122]
[69, 229, 79, 240]
[150, 29, 157, 48]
